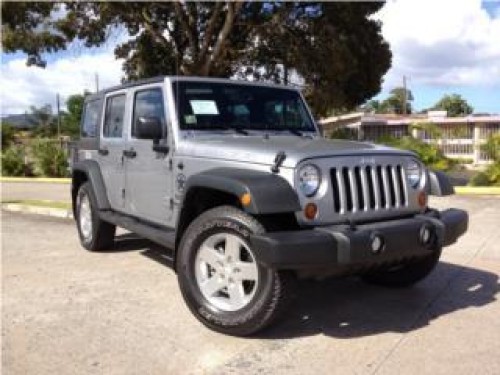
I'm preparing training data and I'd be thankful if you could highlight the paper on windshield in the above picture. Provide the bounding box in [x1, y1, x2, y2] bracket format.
[190, 100, 219, 115]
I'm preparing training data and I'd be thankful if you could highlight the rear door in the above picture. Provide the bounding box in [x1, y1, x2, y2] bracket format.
[98, 91, 129, 211]
[123, 84, 174, 225]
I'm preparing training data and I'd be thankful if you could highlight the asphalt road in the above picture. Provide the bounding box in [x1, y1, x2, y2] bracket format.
[2, 196, 500, 374]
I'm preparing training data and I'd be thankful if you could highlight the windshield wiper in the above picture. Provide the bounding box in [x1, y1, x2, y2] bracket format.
[216, 125, 249, 135]
[286, 129, 303, 137]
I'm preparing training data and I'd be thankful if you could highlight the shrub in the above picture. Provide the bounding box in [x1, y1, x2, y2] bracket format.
[328, 127, 358, 140]
[376, 135, 454, 171]
[469, 135, 500, 186]
[1, 123, 16, 148]
[1, 146, 26, 176]
[469, 162, 500, 187]
[31, 139, 69, 177]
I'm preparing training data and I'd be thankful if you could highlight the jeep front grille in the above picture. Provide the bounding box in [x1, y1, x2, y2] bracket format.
[330, 165, 407, 214]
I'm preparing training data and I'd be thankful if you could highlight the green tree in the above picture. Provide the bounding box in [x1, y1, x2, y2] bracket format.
[432, 94, 473, 117]
[61, 92, 89, 137]
[30, 104, 56, 137]
[2, 2, 391, 117]
[380, 87, 413, 115]
[360, 99, 383, 114]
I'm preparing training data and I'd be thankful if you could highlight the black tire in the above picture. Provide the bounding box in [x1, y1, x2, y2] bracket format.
[177, 206, 295, 336]
[76, 182, 116, 251]
[361, 248, 442, 287]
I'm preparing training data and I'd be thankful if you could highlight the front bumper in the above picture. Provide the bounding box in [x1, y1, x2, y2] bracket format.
[250, 209, 468, 270]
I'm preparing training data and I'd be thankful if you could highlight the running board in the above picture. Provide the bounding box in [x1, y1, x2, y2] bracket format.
[99, 210, 176, 250]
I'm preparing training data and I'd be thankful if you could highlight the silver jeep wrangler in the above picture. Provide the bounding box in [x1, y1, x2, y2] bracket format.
[71, 76, 468, 336]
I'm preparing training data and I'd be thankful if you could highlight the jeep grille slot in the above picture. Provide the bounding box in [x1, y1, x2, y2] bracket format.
[330, 164, 407, 214]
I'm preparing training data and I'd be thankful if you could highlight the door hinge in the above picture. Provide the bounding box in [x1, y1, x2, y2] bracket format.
[122, 189, 125, 199]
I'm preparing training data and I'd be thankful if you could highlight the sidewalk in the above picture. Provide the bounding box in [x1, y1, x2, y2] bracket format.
[3, 201, 73, 219]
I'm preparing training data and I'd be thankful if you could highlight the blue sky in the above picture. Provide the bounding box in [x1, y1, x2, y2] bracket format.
[373, 0, 500, 114]
[1, 0, 499, 115]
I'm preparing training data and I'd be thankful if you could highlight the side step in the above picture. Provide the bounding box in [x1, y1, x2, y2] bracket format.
[99, 210, 176, 250]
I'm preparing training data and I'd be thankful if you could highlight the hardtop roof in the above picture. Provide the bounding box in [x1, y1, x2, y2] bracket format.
[84, 76, 301, 102]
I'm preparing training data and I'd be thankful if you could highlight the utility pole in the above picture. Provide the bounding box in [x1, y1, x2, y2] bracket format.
[56, 93, 61, 138]
[95, 72, 99, 92]
[402, 75, 408, 116]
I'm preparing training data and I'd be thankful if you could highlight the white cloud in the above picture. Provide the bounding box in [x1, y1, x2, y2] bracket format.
[375, 0, 500, 89]
[1, 51, 124, 114]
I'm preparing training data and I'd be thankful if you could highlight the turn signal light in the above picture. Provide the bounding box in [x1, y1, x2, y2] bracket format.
[304, 203, 318, 220]
[418, 191, 428, 209]
[240, 193, 252, 207]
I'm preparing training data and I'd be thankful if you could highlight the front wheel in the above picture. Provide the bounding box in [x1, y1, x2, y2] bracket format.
[361, 248, 442, 287]
[177, 206, 294, 336]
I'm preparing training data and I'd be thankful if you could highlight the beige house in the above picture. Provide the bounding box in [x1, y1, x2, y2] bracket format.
[319, 112, 500, 165]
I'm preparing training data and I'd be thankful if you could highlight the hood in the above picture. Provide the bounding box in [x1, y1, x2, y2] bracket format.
[176, 135, 414, 168]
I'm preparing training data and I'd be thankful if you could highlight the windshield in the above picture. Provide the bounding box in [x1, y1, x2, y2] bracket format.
[172, 81, 316, 133]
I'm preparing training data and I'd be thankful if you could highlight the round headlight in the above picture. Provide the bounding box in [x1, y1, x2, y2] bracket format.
[406, 160, 422, 188]
[298, 164, 321, 197]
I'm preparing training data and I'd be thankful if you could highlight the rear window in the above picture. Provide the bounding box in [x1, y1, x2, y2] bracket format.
[81, 100, 101, 138]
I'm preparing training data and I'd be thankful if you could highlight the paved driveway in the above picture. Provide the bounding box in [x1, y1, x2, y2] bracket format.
[2, 196, 500, 374]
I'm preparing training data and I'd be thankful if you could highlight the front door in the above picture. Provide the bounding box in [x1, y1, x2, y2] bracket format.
[124, 85, 174, 226]
[98, 92, 128, 211]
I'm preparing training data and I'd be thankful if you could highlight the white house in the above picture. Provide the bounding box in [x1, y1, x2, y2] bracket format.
[319, 112, 500, 165]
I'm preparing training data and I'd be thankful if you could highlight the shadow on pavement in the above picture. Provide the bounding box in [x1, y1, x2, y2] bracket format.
[259, 261, 499, 339]
[104, 234, 499, 340]
[108, 233, 175, 267]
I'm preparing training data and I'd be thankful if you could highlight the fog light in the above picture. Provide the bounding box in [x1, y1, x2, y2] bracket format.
[420, 225, 433, 246]
[304, 203, 318, 220]
[370, 233, 385, 254]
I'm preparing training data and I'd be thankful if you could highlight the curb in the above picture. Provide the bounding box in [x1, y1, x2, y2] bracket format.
[2, 203, 73, 219]
[455, 186, 500, 195]
[0, 177, 71, 184]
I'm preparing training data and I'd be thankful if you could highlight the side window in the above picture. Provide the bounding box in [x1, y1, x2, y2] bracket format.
[81, 100, 101, 138]
[133, 89, 166, 137]
[103, 94, 126, 138]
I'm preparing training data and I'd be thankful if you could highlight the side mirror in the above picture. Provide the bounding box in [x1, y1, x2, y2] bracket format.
[136, 116, 162, 140]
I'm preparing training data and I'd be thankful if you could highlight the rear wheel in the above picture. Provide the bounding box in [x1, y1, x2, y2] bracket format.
[177, 206, 294, 336]
[76, 182, 115, 251]
[361, 248, 442, 287]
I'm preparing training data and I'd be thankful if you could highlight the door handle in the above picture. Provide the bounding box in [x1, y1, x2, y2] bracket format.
[98, 149, 109, 156]
[123, 149, 137, 158]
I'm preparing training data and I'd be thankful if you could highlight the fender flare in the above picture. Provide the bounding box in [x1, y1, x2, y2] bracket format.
[71, 160, 111, 210]
[182, 168, 301, 214]
[426, 170, 455, 196]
